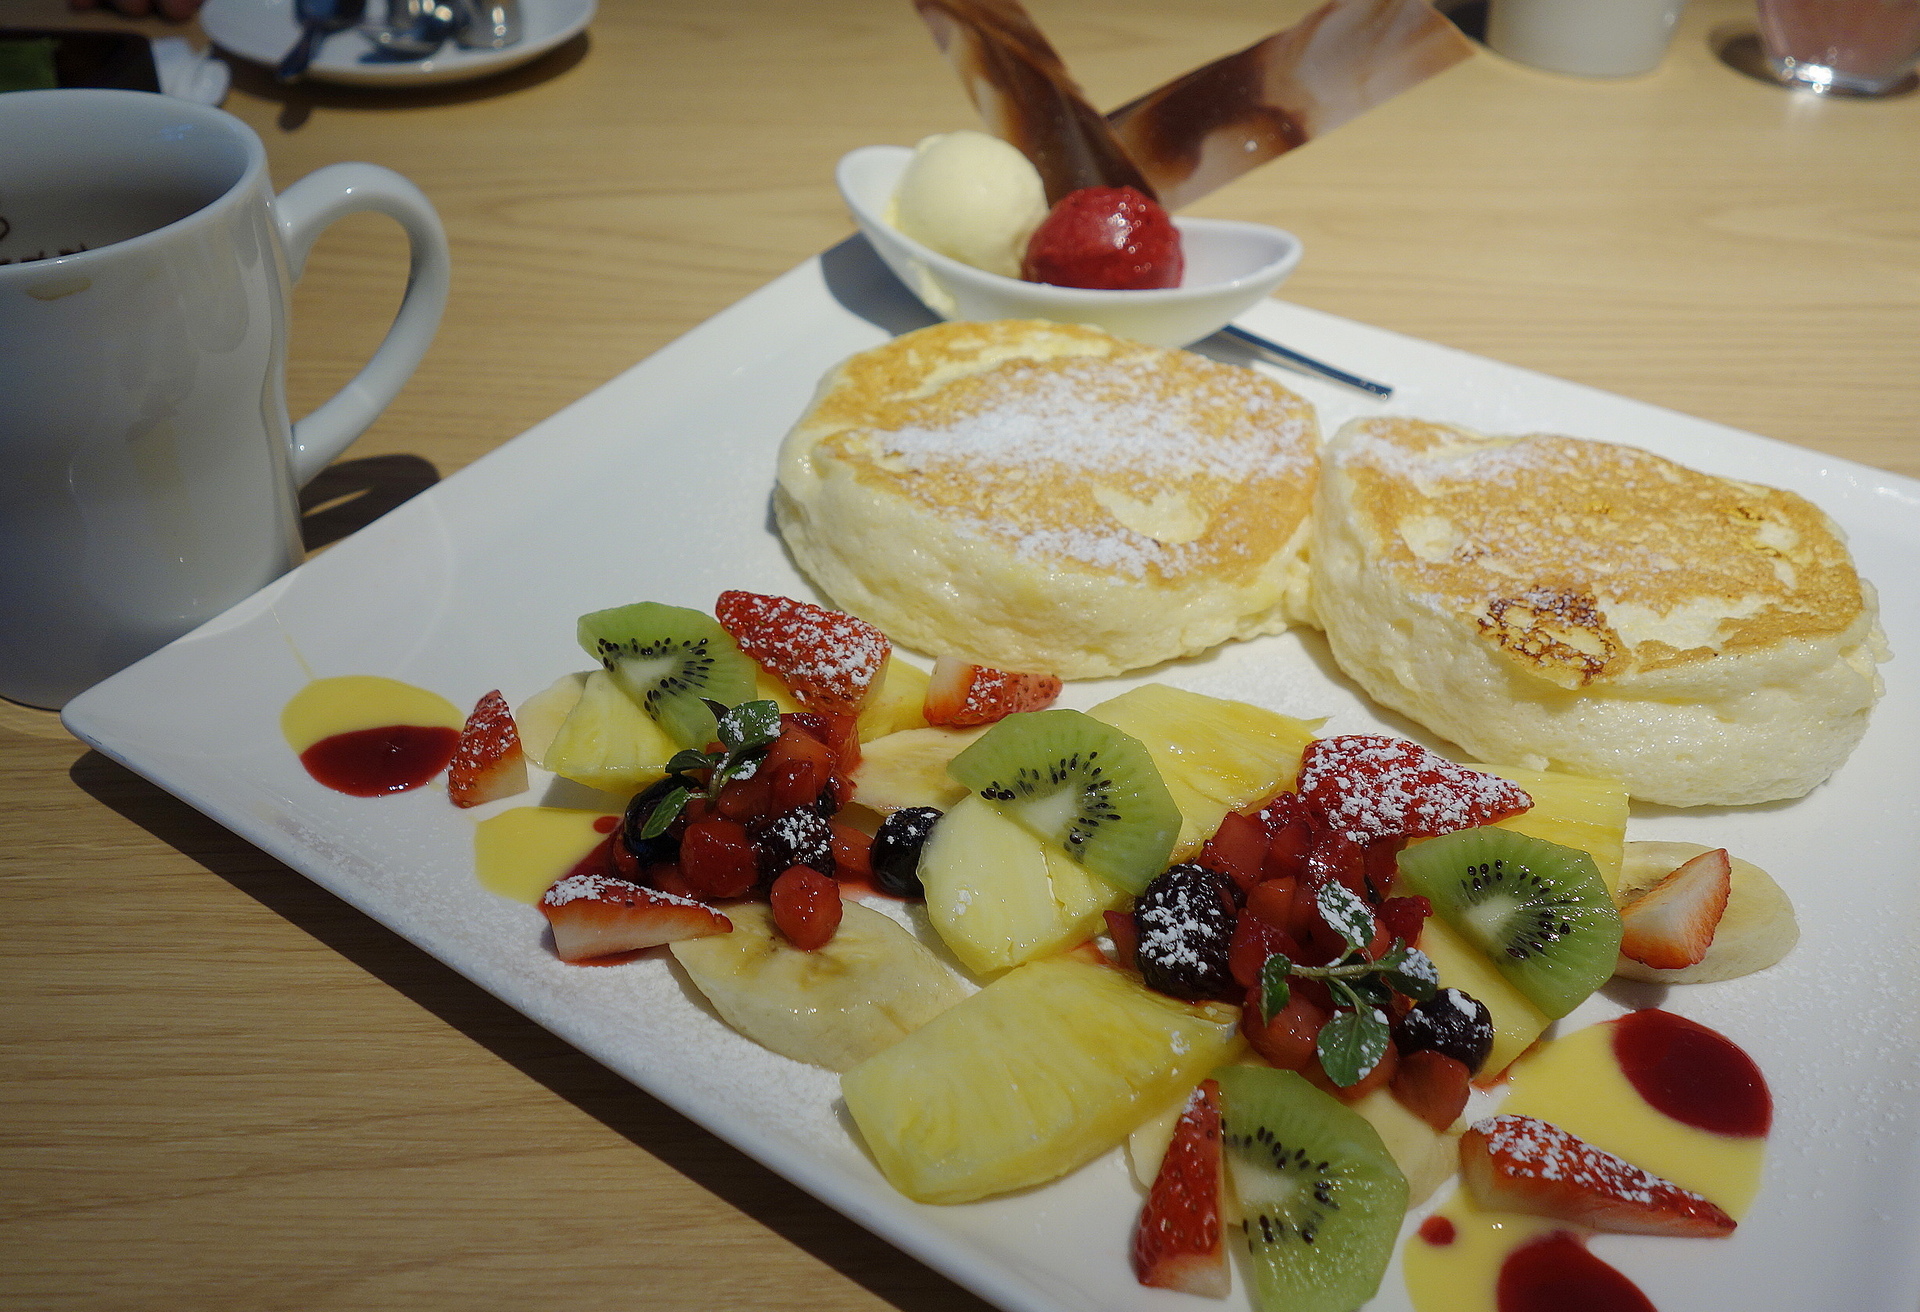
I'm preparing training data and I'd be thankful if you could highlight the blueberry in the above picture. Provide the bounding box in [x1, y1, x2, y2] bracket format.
[1133, 863, 1237, 1002]
[620, 775, 688, 866]
[1392, 987, 1495, 1073]
[870, 807, 941, 899]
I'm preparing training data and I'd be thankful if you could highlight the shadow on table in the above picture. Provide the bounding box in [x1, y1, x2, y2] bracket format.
[225, 31, 591, 132]
[68, 750, 995, 1312]
[300, 452, 441, 554]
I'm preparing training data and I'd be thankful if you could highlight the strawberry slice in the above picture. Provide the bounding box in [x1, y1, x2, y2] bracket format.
[447, 689, 528, 807]
[714, 590, 890, 717]
[1619, 848, 1731, 969]
[1390, 1050, 1471, 1131]
[540, 872, 731, 962]
[1298, 735, 1532, 845]
[922, 656, 1062, 727]
[1132, 1078, 1228, 1296]
[1460, 1114, 1736, 1237]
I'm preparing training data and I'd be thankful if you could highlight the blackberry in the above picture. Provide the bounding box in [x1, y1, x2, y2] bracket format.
[751, 806, 834, 879]
[1392, 987, 1495, 1074]
[870, 807, 941, 899]
[1133, 863, 1237, 1002]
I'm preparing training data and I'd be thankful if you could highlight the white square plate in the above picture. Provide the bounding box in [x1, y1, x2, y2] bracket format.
[63, 239, 1920, 1312]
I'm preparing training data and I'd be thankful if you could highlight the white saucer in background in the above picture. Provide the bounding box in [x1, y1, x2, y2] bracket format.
[200, 0, 594, 88]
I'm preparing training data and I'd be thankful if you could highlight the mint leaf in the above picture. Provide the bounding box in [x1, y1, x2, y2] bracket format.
[664, 749, 713, 775]
[1316, 1002, 1391, 1088]
[1316, 879, 1377, 954]
[637, 782, 694, 840]
[1258, 953, 1293, 1023]
[1376, 943, 1439, 1001]
[717, 699, 781, 753]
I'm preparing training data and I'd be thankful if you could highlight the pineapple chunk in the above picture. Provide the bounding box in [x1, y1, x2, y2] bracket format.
[841, 957, 1243, 1203]
[539, 669, 677, 793]
[754, 668, 803, 713]
[1419, 915, 1552, 1079]
[670, 903, 969, 1072]
[851, 725, 987, 814]
[1479, 763, 1629, 896]
[1088, 684, 1318, 857]
[857, 658, 932, 739]
[514, 671, 589, 764]
[918, 795, 1123, 976]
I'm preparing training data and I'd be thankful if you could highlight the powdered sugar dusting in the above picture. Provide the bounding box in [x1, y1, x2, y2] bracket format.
[848, 352, 1315, 579]
[874, 356, 1309, 483]
[542, 872, 705, 910]
[1299, 735, 1531, 844]
[1468, 1113, 1731, 1232]
[716, 591, 888, 713]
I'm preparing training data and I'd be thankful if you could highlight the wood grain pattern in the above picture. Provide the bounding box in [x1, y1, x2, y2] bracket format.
[2, 0, 1915, 1308]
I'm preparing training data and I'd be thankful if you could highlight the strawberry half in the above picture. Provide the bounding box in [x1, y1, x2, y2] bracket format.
[1298, 735, 1532, 845]
[1619, 848, 1731, 969]
[923, 656, 1062, 727]
[714, 590, 890, 717]
[1460, 1114, 1736, 1237]
[540, 872, 732, 962]
[447, 689, 528, 807]
[1132, 1078, 1228, 1297]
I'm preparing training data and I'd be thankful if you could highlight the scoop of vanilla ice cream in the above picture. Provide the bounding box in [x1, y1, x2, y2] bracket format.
[886, 131, 1047, 279]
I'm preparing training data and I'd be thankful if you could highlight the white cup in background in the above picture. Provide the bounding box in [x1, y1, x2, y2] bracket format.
[0, 90, 450, 710]
[1486, 0, 1689, 76]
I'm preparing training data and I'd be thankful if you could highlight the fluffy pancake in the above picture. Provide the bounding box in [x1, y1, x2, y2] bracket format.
[775, 320, 1319, 678]
[1310, 417, 1887, 806]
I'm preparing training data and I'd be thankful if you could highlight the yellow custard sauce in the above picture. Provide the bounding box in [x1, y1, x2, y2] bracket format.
[1406, 1009, 1769, 1312]
[280, 675, 463, 752]
[475, 808, 618, 903]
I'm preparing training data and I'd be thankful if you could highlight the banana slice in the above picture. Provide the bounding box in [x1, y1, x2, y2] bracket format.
[1612, 841, 1798, 984]
[669, 902, 970, 1072]
[851, 724, 987, 813]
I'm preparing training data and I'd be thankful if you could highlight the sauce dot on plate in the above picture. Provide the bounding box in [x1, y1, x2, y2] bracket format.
[1497, 1231, 1654, 1312]
[1612, 1009, 1772, 1138]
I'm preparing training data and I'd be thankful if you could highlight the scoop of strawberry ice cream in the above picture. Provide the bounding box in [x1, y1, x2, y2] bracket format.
[1021, 186, 1183, 291]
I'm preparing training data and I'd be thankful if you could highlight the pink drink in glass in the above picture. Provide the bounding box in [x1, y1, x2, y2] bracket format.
[1756, 0, 1920, 94]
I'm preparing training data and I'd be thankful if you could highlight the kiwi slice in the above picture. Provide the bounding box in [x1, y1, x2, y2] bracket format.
[946, 708, 1178, 896]
[1214, 1065, 1407, 1312]
[1396, 826, 1621, 1020]
[576, 601, 756, 750]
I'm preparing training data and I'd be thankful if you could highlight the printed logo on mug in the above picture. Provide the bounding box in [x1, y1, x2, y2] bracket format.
[0, 89, 449, 709]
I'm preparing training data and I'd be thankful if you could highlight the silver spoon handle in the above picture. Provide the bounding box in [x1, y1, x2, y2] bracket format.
[1221, 323, 1393, 398]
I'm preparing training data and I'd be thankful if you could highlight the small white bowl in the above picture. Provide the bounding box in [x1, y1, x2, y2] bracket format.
[836, 144, 1303, 349]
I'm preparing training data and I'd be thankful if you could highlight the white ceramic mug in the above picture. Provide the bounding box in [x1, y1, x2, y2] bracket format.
[0, 89, 450, 709]
[1486, 0, 1688, 76]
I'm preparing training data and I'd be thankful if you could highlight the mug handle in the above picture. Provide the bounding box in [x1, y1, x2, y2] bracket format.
[272, 162, 452, 486]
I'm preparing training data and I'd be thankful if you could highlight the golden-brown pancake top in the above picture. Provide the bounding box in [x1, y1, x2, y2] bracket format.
[1329, 417, 1867, 688]
[793, 321, 1318, 586]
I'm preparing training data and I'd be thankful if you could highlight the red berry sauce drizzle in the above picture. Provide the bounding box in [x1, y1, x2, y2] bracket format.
[299, 725, 459, 797]
[1498, 1231, 1656, 1312]
[1611, 1009, 1772, 1138]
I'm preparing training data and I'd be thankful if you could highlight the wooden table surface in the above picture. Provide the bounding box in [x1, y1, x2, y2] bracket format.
[3, 1, 1915, 1308]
